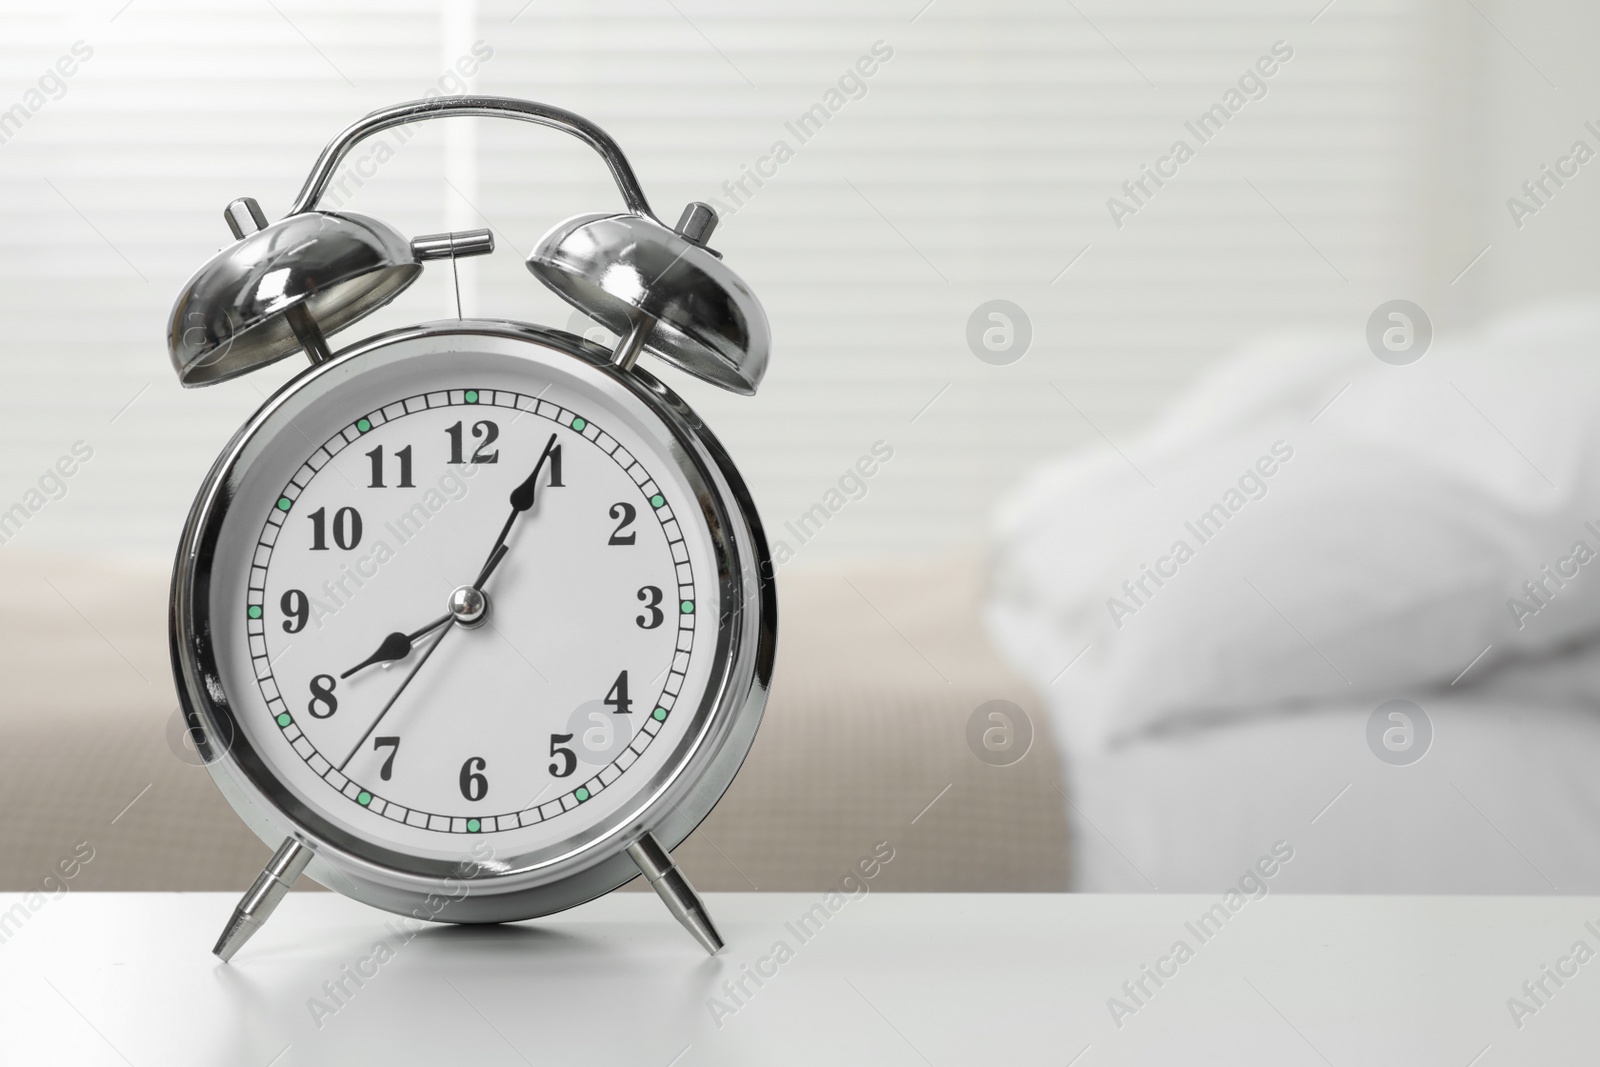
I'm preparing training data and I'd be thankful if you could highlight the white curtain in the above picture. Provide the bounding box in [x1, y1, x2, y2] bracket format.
[0, 0, 1453, 560]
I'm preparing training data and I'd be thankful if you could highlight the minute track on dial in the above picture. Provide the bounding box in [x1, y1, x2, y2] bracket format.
[245, 385, 704, 840]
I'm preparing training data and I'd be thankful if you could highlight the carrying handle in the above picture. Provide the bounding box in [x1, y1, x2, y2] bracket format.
[287, 95, 656, 220]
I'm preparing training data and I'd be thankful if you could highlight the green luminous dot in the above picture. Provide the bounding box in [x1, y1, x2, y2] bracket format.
[356, 418, 372, 433]
[357, 791, 372, 806]
[650, 494, 665, 508]
[467, 818, 481, 832]
[276, 713, 291, 727]
[571, 417, 587, 431]
[276, 497, 292, 512]
[652, 707, 667, 722]
[680, 600, 695, 614]
[575, 787, 591, 803]
[465, 390, 479, 403]
[247, 605, 262, 620]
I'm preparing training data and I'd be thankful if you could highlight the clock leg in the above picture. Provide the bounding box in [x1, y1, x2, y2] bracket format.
[628, 832, 724, 955]
[212, 838, 312, 962]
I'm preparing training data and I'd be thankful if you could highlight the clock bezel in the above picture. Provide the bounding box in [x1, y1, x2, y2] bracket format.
[170, 319, 775, 923]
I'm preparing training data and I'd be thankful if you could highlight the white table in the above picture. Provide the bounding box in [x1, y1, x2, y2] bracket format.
[0, 891, 1595, 1064]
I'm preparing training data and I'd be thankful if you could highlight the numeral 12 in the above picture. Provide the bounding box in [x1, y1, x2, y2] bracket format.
[446, 420, 502, 464]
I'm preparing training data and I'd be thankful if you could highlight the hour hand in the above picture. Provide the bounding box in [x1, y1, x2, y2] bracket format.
[341, 614, 450, 679]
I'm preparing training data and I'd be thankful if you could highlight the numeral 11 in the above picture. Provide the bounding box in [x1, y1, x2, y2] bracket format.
[366, 445, 414, 488]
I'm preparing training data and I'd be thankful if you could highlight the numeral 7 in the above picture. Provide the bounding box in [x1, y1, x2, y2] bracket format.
[374, 736, 400, 781]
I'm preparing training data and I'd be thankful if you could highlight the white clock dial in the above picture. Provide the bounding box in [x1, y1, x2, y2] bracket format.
[208, 342, 724, 867]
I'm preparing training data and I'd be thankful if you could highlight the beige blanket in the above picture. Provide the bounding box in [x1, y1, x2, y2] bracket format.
[0, 550, 1066, 893]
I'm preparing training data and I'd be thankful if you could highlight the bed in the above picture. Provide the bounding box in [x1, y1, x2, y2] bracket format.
[988, 301, 1600, 893]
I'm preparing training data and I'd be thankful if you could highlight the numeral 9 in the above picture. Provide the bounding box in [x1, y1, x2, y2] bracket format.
[280, 589, 309, 633]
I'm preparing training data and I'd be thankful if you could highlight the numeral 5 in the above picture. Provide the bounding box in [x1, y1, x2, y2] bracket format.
[549, 734, 576, 778]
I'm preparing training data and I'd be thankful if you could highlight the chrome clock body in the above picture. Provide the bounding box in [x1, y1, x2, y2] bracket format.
[170, 319, 775, 925]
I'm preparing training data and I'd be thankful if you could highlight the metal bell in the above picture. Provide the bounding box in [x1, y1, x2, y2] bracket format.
[166, 200, 420, 386]
[528, 203, 771, 395]
[166, 196, 494, 387]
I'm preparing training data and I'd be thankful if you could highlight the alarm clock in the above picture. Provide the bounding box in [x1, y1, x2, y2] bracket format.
[166, 97, 775, 960]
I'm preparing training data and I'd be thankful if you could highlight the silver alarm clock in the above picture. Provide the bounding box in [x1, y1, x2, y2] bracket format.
[166, 97, 775, 960]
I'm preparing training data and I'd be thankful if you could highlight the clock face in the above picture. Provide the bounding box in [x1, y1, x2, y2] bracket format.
[203, 334, 731, 874]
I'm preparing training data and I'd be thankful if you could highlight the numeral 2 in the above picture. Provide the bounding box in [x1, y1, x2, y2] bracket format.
[608, 502, 637, 545]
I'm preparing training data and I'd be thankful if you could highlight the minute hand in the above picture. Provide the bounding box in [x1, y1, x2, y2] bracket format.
[473, 431, 559, 588]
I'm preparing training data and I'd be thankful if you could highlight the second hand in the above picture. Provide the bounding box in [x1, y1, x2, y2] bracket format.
[337, 621, 454, 773]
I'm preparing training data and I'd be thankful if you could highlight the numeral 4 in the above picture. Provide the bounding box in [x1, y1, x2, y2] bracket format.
[604, 670, 632, 714]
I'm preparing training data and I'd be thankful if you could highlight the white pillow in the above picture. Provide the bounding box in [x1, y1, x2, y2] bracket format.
[986, 302, 1600, 752]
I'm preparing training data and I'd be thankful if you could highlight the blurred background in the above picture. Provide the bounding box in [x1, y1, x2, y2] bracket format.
[4, 0, 1600, 898]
